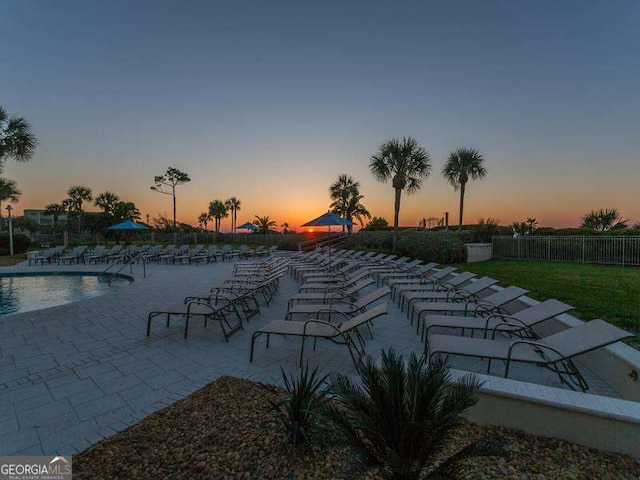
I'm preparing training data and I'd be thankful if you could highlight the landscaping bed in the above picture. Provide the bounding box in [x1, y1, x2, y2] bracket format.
[73, 376, 640, 479]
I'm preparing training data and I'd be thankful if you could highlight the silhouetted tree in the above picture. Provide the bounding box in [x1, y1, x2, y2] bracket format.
[442, 148, 487, 231]
[150, 167, 191, 228]
[370, 137, 431, 248]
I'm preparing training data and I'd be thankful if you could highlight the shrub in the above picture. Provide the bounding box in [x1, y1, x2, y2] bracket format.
[325, 349, 502, 479]
[0, 233, 31, 255]
[268, 363, 330, 451]
[344, 230, 395, 251]
[397, 231, 466, 264]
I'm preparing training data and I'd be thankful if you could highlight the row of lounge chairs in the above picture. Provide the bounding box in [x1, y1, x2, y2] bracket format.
[250, 248, 633, 391]
[146, 257, 288, 340]
[28, 244, 278, 266]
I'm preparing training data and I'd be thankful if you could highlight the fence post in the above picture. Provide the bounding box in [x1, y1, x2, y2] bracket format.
[63, 230, 69, 247]
[622, 236, 626, 267]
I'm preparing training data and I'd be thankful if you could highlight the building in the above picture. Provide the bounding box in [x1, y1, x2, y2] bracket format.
[23, 209, 69, 227]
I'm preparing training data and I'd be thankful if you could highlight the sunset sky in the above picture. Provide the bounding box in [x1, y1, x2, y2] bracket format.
[2, 1, 639, 231]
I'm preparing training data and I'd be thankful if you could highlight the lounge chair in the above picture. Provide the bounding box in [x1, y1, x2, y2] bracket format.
[29, 248, 57, 266]
[427, 319, 634, 391]
[298, 270, 373, 293]
[250, 303, 388, 370]
[403, 276, 498, 319]
[394, 271, 479, 306]
[103, 244, 125, 263]
[58, 246, 88, 265]
[422, 298, 574, 341]
[287, 277, 376, 308]
[285, 286, 390, 321]
[413, 286, 529, 336]
[83, 246, 107, 264]
[146, 296, 244, 341]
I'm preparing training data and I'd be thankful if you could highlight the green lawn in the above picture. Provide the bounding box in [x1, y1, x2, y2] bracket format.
[448, 259, 640, 336]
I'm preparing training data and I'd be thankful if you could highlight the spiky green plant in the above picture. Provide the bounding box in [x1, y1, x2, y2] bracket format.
[268, 363, 330, 451]
[325, 349, 501, 480]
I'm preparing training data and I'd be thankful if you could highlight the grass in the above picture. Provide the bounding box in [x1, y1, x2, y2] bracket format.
[0, 253, 27, 266]
[448, 259, 640, 335]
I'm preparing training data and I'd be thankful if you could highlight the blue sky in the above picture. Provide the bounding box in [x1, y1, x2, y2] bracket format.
[2, 1, 639, 228]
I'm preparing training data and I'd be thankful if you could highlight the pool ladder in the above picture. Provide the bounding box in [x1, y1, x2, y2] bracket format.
[99, 254, 145, 284]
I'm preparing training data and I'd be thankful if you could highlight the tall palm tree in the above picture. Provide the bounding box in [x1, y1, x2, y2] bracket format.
[224, 197, 241, 233]
[94, 191, 120, 215]
[44, 203, 66, 230]
[208, 200, 228, 233]
[442, 148, 487, 231]
[66, 185, 93, 232]
[369, 137, 431, 248]
[198, 212, 211, 231]
[0, 106, 37, 173]
[0, 177, 21, 234]
[253, 215, 277, 234]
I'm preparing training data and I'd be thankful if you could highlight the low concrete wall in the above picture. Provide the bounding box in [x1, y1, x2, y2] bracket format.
[465, 243, 492, 263]
[460, 371, 640, 458]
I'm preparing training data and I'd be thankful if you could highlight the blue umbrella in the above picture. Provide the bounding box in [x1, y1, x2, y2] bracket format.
[237, 222, 259, 231]
[301, 212, 353, 228]
[107, 219, 149, 230]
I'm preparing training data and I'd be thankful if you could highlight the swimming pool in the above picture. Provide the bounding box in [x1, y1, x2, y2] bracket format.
[0, 273, 132, 316]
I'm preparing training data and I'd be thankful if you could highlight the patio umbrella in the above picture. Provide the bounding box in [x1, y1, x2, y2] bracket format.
[107, 219, 149, 230]
[301, 212, 353, 256]
[237, 222, 259, 231]
[301, 212, 353, 230]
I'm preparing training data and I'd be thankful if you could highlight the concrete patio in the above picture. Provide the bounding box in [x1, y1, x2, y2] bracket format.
[0, 255, 637, 457]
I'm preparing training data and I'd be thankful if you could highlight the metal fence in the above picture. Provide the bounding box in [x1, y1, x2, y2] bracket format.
[492, 236, 640, 266]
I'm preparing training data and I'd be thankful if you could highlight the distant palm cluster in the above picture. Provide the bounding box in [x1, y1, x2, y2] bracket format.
[2, 106, 636, 238]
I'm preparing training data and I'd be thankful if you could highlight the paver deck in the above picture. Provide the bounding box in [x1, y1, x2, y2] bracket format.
[0, 255, 611, 455]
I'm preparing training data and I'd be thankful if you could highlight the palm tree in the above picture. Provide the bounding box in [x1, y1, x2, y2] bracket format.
[208, 200, 228, 233]
[94, 191, 120, 215]
[326, 349, 500, 479]
[0, 106, 37, 173]
[343, 193, 371, 233]
[111, 201, 140, 221]
[329, 174, 359, 223]
[224, 197, 241, 233]
[581, 208, 627, 232]
[66, 185, 93, 232]
[442, 148, 487, 231]
[281, 222, 295, 234]
[0, 177, 21, 234]
[370, 137, 431, 248]
[253, 215, 277, 234]
[198, 212, 211, 231]
[329, 174, 371, 233]
[44, 203, 66, 230]
[150, 167, 191, 229]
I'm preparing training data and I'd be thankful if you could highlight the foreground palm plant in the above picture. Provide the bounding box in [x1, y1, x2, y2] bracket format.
[268, 363, 330, 451]
[326, 349, 502, 480]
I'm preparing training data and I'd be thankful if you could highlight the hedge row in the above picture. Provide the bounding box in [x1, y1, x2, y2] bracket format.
[344, 230, 468, 264]
[0, 234, 32, 256]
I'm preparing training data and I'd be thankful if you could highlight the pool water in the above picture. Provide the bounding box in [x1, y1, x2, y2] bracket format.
[0, 275, 129, 316]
